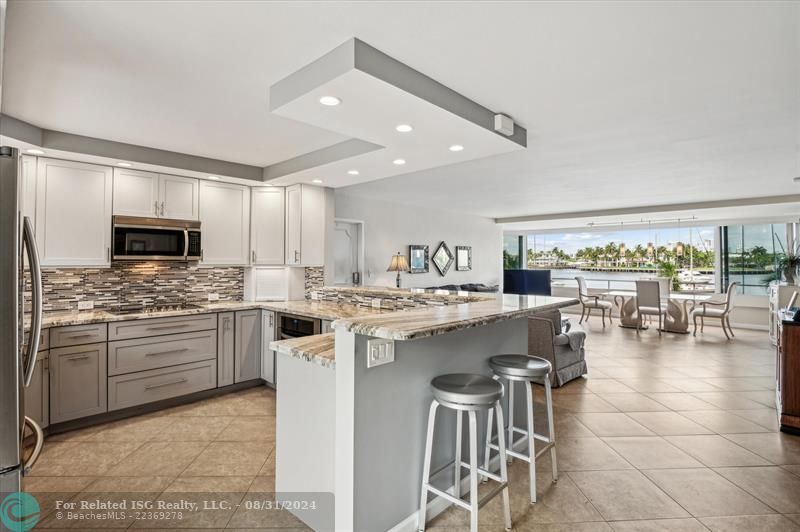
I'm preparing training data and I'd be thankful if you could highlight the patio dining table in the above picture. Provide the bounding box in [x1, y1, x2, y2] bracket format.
[604, 290, 712, 334]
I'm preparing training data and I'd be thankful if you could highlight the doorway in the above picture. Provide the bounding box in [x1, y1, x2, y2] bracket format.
[334, 219, 364, 286]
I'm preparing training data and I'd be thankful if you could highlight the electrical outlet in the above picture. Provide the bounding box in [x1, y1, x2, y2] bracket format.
[311, 291, 320, 300]
[371, 298, 381, 309]
[207, 293, 220, 302]
[367, 338, 394, 368]
[77, 301, 94, 311]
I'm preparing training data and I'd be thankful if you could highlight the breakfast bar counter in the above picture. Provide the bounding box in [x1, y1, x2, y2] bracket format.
[273, 293, 578, 531]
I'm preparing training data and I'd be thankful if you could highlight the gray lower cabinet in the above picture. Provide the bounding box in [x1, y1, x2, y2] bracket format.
[107, 330, 217, 376]
[24, 350, 49, 429]
[262, 310, 276, 384]
[49, 343, 107, 423]
[108, 360, 216, 411]
[235, 309, 262, 383]
[218, 312, 235, 387]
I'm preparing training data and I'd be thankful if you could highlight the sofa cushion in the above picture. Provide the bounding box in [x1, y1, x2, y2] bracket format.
[537, 309, 562, 335]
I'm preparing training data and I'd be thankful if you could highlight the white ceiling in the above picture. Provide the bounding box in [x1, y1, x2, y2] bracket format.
[269, 65, 523, 187]
[3, 1, 799, 220]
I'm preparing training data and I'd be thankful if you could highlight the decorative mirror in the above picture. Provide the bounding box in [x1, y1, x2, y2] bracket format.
[456, 246, 472, 271]
[408, 245, 429, 274]
[432, 241, 455, 276]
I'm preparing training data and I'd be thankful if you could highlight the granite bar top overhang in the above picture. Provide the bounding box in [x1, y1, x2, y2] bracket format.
[270, 333, 336, 369]
[332, 294, 579, 341]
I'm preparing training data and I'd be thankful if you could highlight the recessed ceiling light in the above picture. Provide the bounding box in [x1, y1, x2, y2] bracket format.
[449, 144, 464, 152]
[395, 124, 413, 133]
[393, 159, 406, 166]
[319, 96, 341, 106]
[347, 169, 359, 175]
[26, 148, 45, 155]
[116, 162, 133, 167]
[312, 179, 323, 184]
[208, 175, 221, 180]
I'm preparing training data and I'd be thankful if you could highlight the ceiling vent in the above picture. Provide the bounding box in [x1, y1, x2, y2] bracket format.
[494, 114, 515, 136]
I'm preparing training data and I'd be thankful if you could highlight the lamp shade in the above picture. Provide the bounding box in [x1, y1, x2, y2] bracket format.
[387, 252, 409, 272]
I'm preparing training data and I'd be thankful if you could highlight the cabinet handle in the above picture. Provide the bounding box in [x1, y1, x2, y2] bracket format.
[145, 323, 190, 331]
[252, 250, 256, 263]
[107, 247, 111, 261]
[154, 200, 159, 215]
[224, 317, 231, 331]
[294, 250, 300, 263]
[145, 377, 188, 390]
[64, 333, 93, 339]
[269, 313, 274, 327]
[146, 348, 189, 357]
[160, 201, 165, 216]
[66, 355, 90, 361]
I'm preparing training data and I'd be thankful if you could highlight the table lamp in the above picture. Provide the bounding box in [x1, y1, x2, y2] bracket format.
[387, 252, 409, 288]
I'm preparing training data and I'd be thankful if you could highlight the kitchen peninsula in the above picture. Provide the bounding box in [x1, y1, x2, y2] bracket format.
[271, 291, 578, 532]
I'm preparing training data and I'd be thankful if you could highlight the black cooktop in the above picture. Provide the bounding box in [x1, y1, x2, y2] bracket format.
[109, 303, 204, 315]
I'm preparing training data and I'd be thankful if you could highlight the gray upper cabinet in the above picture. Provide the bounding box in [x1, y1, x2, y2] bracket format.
[49, 343, 107, 424]
[218, 312, 235, 387]
[234, 309, 262, 383]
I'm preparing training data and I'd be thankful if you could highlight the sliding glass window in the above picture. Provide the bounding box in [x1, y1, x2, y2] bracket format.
[503, 235, 523, 270]
[720, 223, 786, 296]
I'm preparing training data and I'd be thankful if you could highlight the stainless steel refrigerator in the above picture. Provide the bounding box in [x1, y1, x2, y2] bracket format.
[0, 145, 44, 493]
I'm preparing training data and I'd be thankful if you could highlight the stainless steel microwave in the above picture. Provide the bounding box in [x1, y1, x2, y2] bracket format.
[112, 216, 201, 261]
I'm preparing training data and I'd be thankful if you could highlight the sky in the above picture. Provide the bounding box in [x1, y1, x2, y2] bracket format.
[526, 227, 716, 255]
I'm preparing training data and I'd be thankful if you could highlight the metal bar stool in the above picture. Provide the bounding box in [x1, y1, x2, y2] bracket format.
[418, 373, 512, 532]
[484, 355, 557, 504]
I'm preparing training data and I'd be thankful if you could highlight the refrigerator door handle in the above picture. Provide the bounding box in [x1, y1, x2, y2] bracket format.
[21, 416, 44, 475]
[22, 216, 42, 387]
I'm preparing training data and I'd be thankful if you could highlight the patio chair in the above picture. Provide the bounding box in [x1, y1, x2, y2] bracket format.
[575, 276, 612, 327]
[635, 280, 667, 335]
[691, 282, 738, 339]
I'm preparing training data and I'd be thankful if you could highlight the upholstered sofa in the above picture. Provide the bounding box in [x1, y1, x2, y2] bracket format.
[528, 309, 588, 387]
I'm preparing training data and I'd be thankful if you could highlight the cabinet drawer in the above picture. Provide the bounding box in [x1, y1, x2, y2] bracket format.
[108, 313, 217, 340]
[108, 360, 216, 411]
[50, 323, 107, 348]
[108, 330, 217, 376]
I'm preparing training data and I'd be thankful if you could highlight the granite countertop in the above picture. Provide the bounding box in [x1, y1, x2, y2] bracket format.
[39, 300, 388, 328]
[332, 294, 579, 341]
[319, 285, 492, 303]
[269, 333, 335, 369]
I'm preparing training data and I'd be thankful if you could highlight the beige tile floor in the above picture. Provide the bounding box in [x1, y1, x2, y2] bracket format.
[23, 322, 800, 531]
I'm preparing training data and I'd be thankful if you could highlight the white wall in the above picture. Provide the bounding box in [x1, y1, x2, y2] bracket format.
[334, 192, 503, 289]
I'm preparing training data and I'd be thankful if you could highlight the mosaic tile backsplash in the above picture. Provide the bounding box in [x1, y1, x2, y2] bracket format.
[37, 262, 244, 312]
[304, 267, 324, 297]
[310, 286, 482, 310]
